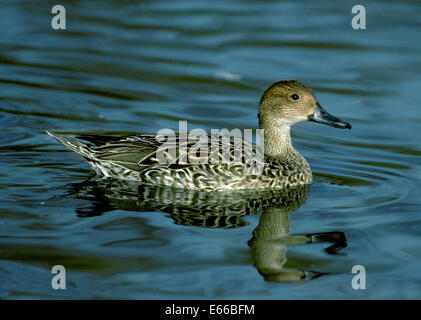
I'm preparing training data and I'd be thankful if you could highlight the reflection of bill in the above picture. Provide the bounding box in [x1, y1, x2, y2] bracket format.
[249, 207, 347, 282]
[156, 121, 265, 175]
[67, 178, 347, 282]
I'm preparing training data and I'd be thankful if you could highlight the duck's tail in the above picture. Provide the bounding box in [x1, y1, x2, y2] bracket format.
[46, 131, 95, 159]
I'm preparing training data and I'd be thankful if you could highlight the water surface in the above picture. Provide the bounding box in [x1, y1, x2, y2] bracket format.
[1, 0, 421, 299]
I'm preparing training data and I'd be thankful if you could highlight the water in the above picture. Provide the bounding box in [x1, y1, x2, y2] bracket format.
[1, 0, 421, 299]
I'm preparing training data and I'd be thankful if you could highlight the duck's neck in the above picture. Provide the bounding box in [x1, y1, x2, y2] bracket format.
[261, 123, 299, 160]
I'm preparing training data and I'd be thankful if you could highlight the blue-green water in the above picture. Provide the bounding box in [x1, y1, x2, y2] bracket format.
[1, 0, 421, 299]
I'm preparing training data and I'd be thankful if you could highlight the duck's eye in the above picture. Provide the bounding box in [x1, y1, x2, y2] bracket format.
[291, 94, 299, 100]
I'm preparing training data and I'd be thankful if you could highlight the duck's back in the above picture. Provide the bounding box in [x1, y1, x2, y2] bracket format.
[47, 131, 312, 191]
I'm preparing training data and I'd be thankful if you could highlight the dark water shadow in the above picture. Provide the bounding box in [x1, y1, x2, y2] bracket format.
[61, 177, 347, 282]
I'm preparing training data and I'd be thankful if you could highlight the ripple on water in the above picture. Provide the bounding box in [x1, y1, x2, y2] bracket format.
[1, 0, 421, 299]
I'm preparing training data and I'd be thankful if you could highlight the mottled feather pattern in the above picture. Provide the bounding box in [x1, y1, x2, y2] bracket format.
[47, 131, 311, 191]
[46, 80, 353, 192]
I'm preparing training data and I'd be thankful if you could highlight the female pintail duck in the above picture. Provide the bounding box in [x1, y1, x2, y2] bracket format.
[47, 80, 351, 191]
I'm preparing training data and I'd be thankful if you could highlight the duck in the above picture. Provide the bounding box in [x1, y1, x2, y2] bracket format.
[47, 80, 351, 192]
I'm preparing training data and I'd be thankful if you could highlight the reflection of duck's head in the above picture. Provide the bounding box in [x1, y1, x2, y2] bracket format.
[64, 178, 346, 283]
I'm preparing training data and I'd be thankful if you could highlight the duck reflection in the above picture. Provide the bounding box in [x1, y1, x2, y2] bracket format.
[248, 205, 346, 281]
[65, 177, 347, 282]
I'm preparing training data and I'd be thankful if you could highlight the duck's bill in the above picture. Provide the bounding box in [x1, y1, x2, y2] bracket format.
[308, 103, 351, 129]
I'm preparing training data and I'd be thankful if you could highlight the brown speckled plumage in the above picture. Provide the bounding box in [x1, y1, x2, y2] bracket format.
[47, 80, 351, 191]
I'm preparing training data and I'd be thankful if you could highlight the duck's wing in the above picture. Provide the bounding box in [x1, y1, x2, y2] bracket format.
[47, 131, 158, 169]
[76, 134, 167, 171]
[48, 132, 264, 172]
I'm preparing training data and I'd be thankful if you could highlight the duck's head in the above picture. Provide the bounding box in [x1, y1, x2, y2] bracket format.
[258, 80, 351, 130]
